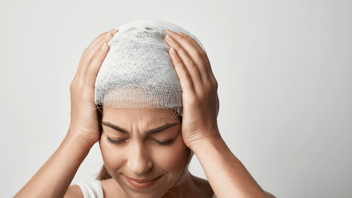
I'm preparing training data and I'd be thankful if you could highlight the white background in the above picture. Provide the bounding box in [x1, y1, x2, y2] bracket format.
[1, 0, 351, 197]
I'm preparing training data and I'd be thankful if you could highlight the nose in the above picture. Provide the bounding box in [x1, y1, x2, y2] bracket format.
[126, 141, 153, 175]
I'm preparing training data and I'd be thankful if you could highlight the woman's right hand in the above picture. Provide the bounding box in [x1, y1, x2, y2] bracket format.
[67, 29, 118, 147]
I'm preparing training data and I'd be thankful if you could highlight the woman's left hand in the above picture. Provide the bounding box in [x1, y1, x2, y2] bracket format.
[164, 29, 221, 151]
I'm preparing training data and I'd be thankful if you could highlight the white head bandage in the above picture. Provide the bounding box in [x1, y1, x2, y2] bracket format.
[94, 19, 207, 116]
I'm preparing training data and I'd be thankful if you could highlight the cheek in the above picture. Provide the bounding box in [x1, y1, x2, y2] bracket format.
[99, 135, 124, 174]
[153, 136, 188, 172]
[99, 133, 188, 175]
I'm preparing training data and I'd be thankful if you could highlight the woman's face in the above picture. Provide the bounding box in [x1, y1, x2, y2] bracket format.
[99, 107, 189, 198]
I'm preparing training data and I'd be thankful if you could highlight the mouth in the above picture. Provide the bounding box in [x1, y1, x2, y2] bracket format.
[126, 175, 162, 190]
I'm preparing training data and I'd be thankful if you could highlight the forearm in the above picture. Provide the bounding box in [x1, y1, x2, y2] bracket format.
[192, 134, 267, 198]
[14, 131, 93, 198]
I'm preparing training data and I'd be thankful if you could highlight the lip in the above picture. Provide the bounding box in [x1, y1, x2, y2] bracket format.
[126, 175, 161, 190]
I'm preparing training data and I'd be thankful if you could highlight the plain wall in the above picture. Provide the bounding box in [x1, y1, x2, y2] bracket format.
[1, 0, 351, 197]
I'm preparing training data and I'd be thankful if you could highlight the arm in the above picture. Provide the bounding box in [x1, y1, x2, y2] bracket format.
[163, 30, 269, 198]
[14, 132, 92, 198]
[265, 191, 276, 198]
[192, 134, 268, 198]
[14, 29, 118, 198]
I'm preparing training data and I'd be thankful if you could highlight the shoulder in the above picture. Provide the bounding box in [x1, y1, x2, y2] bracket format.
[65, 180, 104, 198]
[64, 184, 84, 198]
[101, 178, 125, 197]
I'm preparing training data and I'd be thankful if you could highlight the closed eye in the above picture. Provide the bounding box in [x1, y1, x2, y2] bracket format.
[107, 137, 175, 146]
[107, 137, 126, 145]
[156, 139, 174, 145]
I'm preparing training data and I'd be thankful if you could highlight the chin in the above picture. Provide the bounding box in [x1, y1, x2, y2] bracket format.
[113, 173, 176, 198]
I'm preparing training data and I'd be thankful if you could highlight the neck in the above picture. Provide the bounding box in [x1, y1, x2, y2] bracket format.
[162, 170, 201, 198]
[171, 169, 192, 187]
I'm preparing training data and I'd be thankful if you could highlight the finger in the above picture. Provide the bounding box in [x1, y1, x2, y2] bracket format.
[176, 31, 217, 91]
[85, 42, 109, 87]
[175, 31, 211, 83]
[168, 47, 196, 99]
[77, 30, 117, 84]
[75, 32, 107, 77]
[81, 29, 117, 65]
[216, 93, 219, 117]
[77, 32, 110, 83]
[75, 29, 117, 81]
[164, 32, 203, 94]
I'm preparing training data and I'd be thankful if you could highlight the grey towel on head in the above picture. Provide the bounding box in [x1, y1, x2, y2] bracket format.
[94, 19, 207, 117]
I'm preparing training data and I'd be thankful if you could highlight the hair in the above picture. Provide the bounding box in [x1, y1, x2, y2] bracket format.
[94, 104, 193, 181]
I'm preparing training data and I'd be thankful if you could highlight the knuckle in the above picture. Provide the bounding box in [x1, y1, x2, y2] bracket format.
[75, 79, 84, 89]
[82, 50, 88, 59]
[92, 55, 101, 62]
[200, 50, 208, 58]
[70, 78, 78, 88]
[70, 81, 81, 93]
[189, 36, 196, 42]
[188, 61, 197, 69]
[185, 58, 195, 67]
[89, 55, 101, 65]
[190, 49, 202, 60]
[81, 57, 90, 66]
[173, 45, 181, 52]
[183, 71, 191, 80]
[69, 82, 75, 91]
[92, 53, 105, 63]
[179, 35, 187, 41]
[174, 58, 183, 66]
[204, 80, 213, 91]
[214, 80, 218, 89]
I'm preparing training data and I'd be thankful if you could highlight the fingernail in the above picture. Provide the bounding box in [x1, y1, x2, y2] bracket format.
[166, 29, 175, 34]
[105, 32, 111, 38]
[109, 29, 117, 34]
[101, 43, 107, 50]
[171, 47, 176, 55]
[166, 34, 174, 41]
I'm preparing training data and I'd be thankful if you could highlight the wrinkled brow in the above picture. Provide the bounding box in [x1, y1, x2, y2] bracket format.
[101, 121, 180, 135]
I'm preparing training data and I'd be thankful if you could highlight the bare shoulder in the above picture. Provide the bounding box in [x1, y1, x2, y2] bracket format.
[101, 178, 125, 197]
[264, 190, 276, 198]
[64, 184, 84, 198]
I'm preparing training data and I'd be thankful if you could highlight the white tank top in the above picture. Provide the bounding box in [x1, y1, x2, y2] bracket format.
[76, 180, 217, 198]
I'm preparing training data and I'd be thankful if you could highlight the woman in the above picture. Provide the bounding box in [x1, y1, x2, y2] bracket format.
[14, 20, 276, 198]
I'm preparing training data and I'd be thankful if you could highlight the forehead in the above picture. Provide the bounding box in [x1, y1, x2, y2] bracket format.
[102, 107, 179, 125]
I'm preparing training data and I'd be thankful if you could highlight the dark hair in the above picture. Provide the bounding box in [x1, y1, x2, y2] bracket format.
[94, 104, 192, 181]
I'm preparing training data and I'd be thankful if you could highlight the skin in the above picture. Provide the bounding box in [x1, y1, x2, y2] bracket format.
[99, 107, 212, 198]
[14, 28, 274, 198]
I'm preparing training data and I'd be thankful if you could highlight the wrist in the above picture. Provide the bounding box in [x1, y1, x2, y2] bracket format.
[65, 129, 95, 152]
[189, 133, 224, 154]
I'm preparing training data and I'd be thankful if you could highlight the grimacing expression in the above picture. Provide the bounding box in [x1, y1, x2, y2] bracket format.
[99, 107, 190, 198]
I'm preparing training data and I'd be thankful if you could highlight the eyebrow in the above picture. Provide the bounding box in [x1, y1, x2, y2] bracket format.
[101, 121, 180, 135]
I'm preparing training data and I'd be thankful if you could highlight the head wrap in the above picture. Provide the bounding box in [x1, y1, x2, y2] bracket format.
[95, 19, 207, 117]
